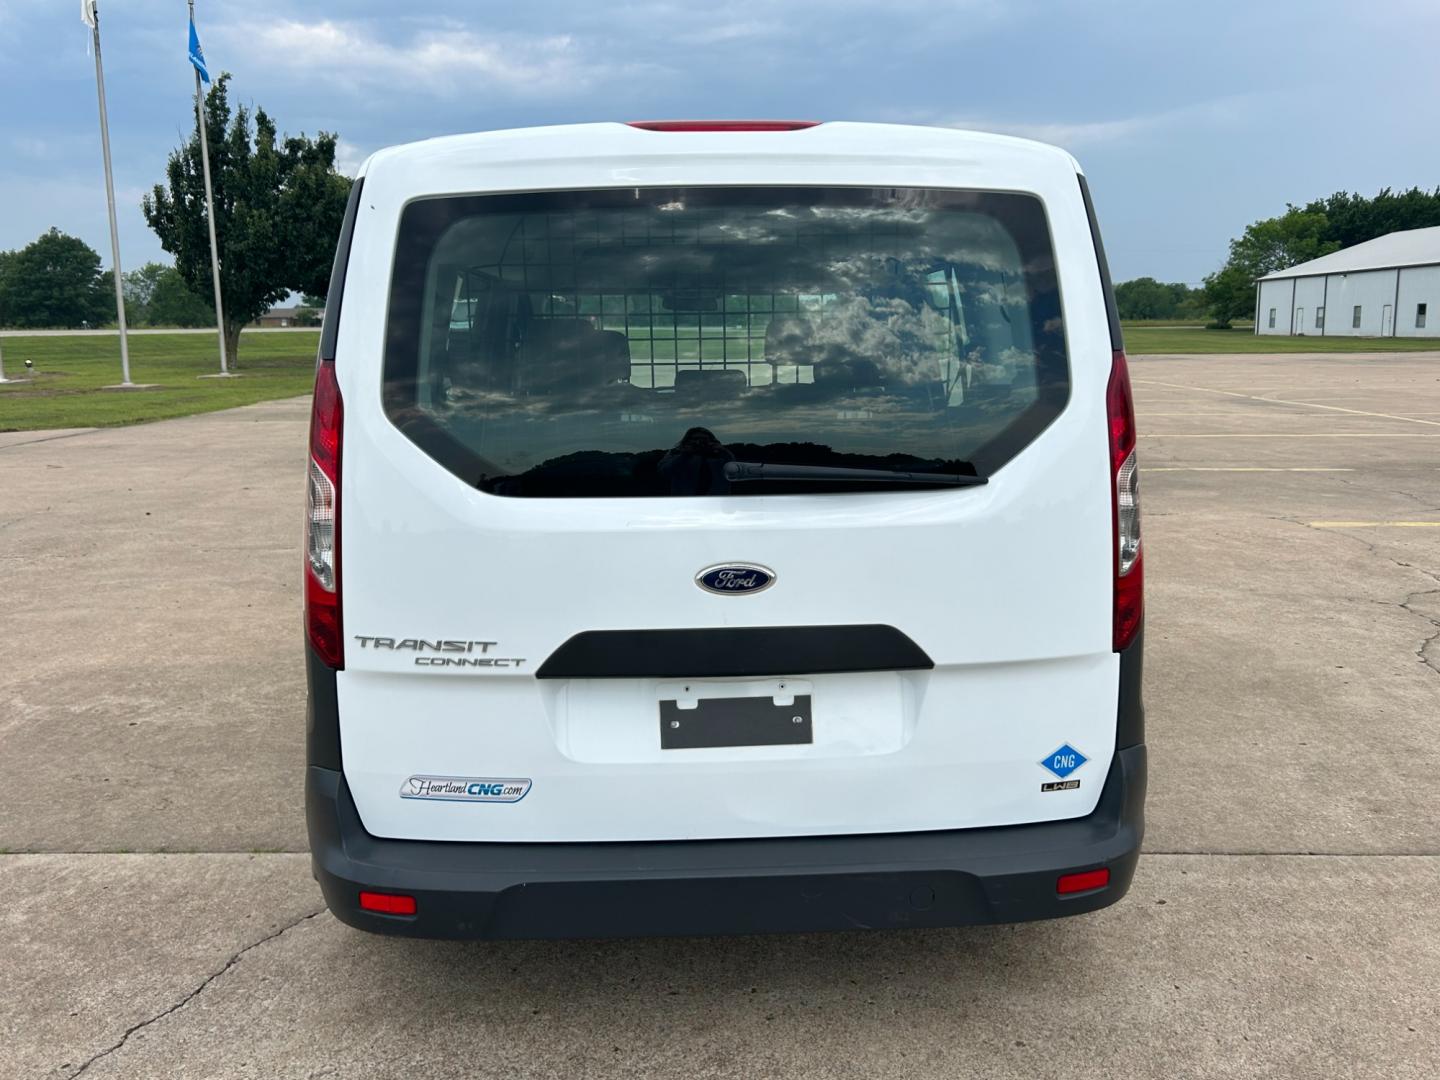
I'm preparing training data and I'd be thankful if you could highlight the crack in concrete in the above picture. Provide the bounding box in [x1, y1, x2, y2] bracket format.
[1279, 515, 1440, 680]
[1401, 588, 1440, 678]
[1331, 473, 1440, 510]
[66, 907, 325, 1079]
[0, 428, 101, 451]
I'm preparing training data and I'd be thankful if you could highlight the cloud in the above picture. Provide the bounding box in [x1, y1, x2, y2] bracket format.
[967, 117, 1152, 149]
[215, 17, 639, 99]
[937, 95, 1257, 152]
[673, 21, 769, 45]
[11, 135, 62, 160]
[333, 138, 367, 178]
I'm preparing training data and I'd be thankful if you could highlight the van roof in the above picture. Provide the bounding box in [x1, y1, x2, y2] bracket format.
[356, 121, 1084, 185]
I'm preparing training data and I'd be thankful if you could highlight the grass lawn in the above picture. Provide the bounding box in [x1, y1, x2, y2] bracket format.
[1124, 325, 1440, 354]
[3, 324, 1436, 434]
[1120, 319, 1230, 329]
[0, 331, 320, 432]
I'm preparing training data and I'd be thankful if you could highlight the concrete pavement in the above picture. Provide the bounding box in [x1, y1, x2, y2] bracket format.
[0, 397, 310, 854]
[2, 352, 1438, 1077]
[3, 853, 1434, 1079]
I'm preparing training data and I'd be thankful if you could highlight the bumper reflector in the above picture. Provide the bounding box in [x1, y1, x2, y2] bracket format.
[359, 891, 417, 916]
[1056, 868, 1110, 895]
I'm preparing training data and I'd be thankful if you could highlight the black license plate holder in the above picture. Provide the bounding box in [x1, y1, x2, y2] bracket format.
[659, 693, 813, 750]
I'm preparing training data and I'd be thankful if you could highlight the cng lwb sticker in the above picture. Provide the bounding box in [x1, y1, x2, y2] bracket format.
[1039, 744, 1088, 780]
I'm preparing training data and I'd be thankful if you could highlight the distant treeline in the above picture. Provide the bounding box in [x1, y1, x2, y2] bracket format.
[2, 76, 348, 368]
[1201, 187, 1440, 327]
[13, 186, 1437, 337]
[0, 227, 214, 329]
[1113, 188, 1440, 328]
[1113, 279, 1206, 322]
[0, 228, 327, 331]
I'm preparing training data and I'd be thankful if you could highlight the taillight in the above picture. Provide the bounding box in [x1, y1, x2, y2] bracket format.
[626, 120, 821, 132]
[306, 359, 343, 668]
[1107, 350, 1142, 651]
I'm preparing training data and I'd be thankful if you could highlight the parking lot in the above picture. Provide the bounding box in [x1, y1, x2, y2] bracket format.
[2, 350, 1438, 1079]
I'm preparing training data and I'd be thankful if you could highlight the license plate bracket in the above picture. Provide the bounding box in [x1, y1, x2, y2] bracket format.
[659, 693, 813, 749]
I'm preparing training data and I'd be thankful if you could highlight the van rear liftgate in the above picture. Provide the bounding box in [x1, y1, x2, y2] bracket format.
[305, 121, 1145, 938]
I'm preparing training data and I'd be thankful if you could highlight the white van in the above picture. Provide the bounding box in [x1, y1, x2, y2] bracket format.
[304, 121, 1145, 938]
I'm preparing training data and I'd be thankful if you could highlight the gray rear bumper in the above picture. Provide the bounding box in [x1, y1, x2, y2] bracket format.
[306, 744, 1146, 940]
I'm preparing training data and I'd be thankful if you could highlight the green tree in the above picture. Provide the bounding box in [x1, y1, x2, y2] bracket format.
[1198, 188, 1440, 327]
[0, 228, 112, 328]
[1169, 282, 1206, 320]
[1201, 208, 1340, 326]
[142, 75, 352, 367]
[123, 261, 169, 324]
[1225, 208, 1339, 280]
[1115, 277, 1177, 320]
[1114, 278, 1207, 322]
[0, 249, 14, 325]
[1300, 187, 1440, 249]
[146, 267, 215, 327]
[123, 261, 213, 327]
[1201, 264, 1255, 329]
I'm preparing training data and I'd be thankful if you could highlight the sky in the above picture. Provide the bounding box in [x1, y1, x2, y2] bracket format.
[2, 0, 1438, 287]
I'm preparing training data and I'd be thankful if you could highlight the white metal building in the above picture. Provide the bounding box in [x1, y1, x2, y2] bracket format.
[1255, 225, 1440, 338]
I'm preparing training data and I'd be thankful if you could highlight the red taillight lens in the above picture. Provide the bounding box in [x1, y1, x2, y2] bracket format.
[1107, 350, 1142, 651]
[359, 891, 416, 916]
[1057, 868, 1111, 895]
[306, 359, 343, 669]
[626, 120, 821, 132]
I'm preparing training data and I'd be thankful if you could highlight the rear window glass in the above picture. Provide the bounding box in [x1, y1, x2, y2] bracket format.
[383, 187, 1068, 496]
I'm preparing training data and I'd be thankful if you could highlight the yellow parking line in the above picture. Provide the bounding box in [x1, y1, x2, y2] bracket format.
[1307, 521, 1440, 528]
[1136, 412, 1290, 416]
[1133, 378, 1440, 428]
[1146, 467, 1354, 472]
[1142, 433, 1440, 438]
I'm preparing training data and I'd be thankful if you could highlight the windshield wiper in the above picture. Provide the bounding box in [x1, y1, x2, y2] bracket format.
[723, 461, 987, 487]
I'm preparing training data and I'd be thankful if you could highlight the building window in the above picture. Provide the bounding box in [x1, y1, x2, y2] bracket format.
[1316, 307, 1325, 329]
[1418, 303, 1428, 329]
[1268, 308, 1276, 329]
[1352, 305, 1362, 329]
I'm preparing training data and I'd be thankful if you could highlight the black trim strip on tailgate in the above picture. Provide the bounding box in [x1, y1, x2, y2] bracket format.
[1078, 174, 1124, 353]
[536, 625, 934, 680]
[305, 641, 342, 770]
[1116, 623, 1145, 749]
[318, 177, 364, 364]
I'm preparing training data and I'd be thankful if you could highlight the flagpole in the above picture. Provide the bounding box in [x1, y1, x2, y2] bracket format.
[190, 0, 230, 376]
[89, 2, 133, 387]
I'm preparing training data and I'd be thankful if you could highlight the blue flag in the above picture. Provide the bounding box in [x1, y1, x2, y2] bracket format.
[188, 18, 210, 84]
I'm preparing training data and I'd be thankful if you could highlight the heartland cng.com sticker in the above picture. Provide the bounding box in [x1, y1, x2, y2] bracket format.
[400, 775, 532, 804]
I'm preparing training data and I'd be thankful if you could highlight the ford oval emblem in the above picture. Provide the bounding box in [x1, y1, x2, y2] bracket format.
[696, 563, 776, 595]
